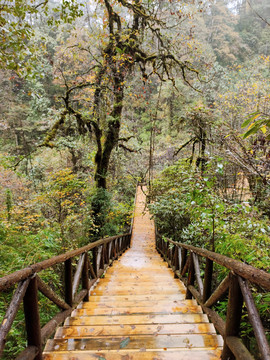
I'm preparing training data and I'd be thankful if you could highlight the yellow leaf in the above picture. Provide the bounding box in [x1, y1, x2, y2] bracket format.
[261, 125, 267, 134]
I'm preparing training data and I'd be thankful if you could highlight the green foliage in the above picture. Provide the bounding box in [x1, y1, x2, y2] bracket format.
[90, 188, 132, 239]
[0, 0, 83, 76]
[150, 159, 270, 270]
[150, 159, 270, 356]
[242, 111, 270, 139]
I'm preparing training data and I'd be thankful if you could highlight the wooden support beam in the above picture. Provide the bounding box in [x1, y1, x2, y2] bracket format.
[186, 255, 195, 300]
[204, 274, 230, 308]
[23, 276, 42, 360]
[15, 346, 39, 360]
[187, 284, 226, 338]
[64, 259, 72, 307]
[41, 309, 72, 343]
[238, 276, 270, 360]
[0, 278, 30, 357]
[222, 274, 243, 360]
[88, 257, 96, 279]
[226, 336, 255, 360]
[37, 276, 70, 310]
[203, 258, 213, 303]
[82, 253, 90, 302]
[72, 254, 85, 299]
[192, 253, 203, 296]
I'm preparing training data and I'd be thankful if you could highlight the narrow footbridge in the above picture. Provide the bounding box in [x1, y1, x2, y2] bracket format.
[0, 187, 270, 360]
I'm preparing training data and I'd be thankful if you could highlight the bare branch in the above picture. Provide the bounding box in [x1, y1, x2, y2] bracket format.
[246, 0, 270, 27]
[174, 137, 197, 157]
[119, 144, 137, 152]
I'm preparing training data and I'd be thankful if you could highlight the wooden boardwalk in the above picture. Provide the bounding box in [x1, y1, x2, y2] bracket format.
[43, 187, 223, 359]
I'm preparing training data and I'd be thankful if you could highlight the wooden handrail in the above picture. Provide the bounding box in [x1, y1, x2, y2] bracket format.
[0, 233, 130, 292]
[0, 232, 132, 359]
[167, 238, 270, 290]
[155, 231, 270, 360]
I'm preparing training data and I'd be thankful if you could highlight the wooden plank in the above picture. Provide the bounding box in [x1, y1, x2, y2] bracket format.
[78, 299, 191, 308]
[98, 278, 183, 285]
[65, 313, 210, 326]
[43, 349, 223, 360]
[55, 323, 217, 338]
[44, 334, 223, 352]
[103, 274, 179, 280]
[87, 294, 186, 302]
[93, 282, 184, 294]
[71, 303, 202, 316]
[90, 287, 185, 296]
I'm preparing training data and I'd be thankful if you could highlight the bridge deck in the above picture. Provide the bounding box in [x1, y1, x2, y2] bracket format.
[43, 187, 223, 359]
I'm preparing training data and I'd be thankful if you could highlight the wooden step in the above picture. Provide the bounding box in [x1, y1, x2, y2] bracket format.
[65, 313, 210, 326]
[44, 334, 223, 352]
[43, 349, 222, 360]
[94, 280, 184, 288]
[97, 278, 182, 285]
[77, 298, 189, 308]
[55, 323, 217, 338]
[71, 302, 202, 316]
[85, 294, 186, 302]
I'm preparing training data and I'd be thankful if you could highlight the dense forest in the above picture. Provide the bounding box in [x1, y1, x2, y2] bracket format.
[0, 0, 269, 358]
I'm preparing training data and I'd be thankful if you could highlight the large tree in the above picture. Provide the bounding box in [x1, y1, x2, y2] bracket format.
[45, 0, 203, 189]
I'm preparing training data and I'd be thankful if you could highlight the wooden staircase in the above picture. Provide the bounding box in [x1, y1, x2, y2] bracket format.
[43, 187, 223, 359]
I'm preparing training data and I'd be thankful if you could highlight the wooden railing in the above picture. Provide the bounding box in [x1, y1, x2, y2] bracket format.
[0, 233, 131, 360]
[156, 232, 270, 360]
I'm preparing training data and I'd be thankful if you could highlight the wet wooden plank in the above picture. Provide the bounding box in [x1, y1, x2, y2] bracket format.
[43, 349, 223, 360]
[90, 288, 185, 296]
[87, 294, 186, 302]
[44, 334, 223, 352]
[93, 282, 185, 290]
[97, 278, 183, 285]
[65, 313, 210, 326]
[78, 299, 191, 308]
[55, 323, 217, 338]
[71, 303, 202, 316]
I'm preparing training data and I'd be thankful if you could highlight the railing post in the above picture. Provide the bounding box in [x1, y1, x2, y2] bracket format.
[186, 254, 195, 300]
[118, 237, 122, 254]
[64, 259, 73, 306]
[92, 248, 98, 277]
[174, 246, 180, 278]
[23, 276, 42, 360]
[203, 258, 213, 303]
[111, 240, 116, 261]
[181, 248, 187, 273]
[221, 273, 243, 360]
[82, 252, 89, 301]
[100, 245, 105, 271]
[104, 243, 109, 265]
[108, 242, 113, 264]
[115, 239, 119, 259]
